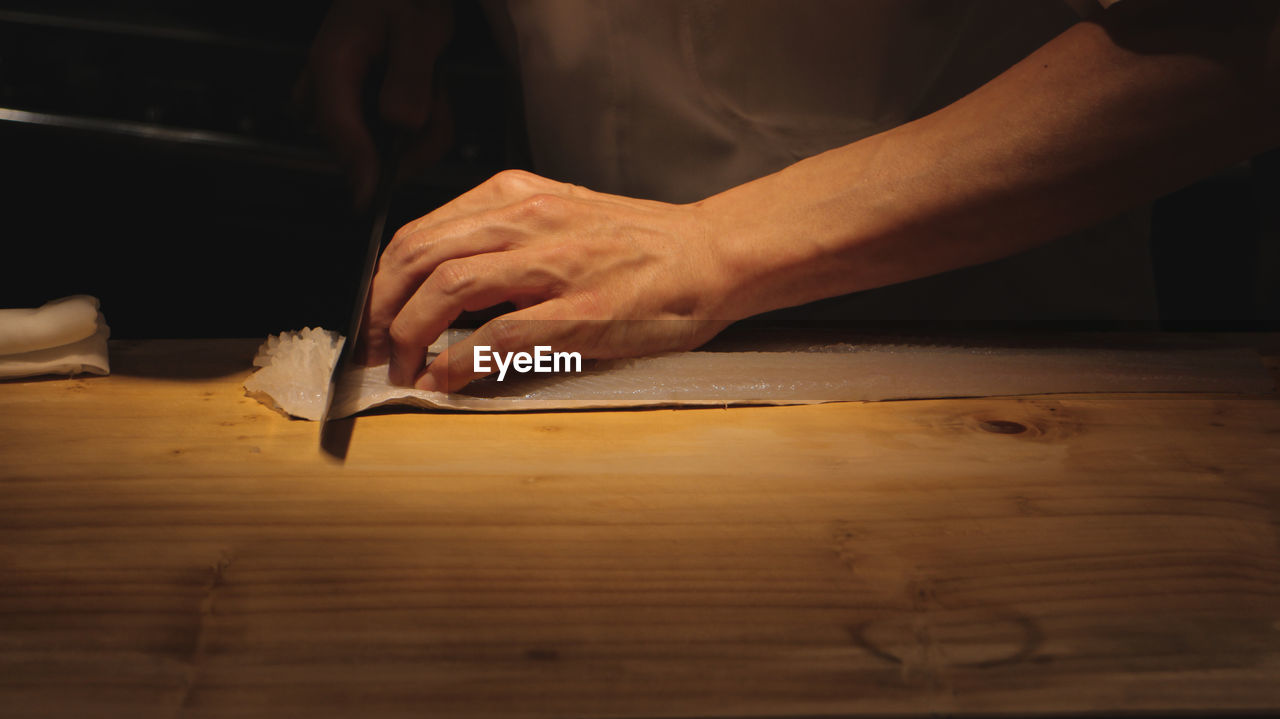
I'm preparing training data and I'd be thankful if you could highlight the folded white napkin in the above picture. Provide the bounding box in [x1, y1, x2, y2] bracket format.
[0, 295, 110, 379]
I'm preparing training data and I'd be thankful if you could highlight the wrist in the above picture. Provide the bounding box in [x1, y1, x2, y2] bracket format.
[693, 143, 904, 321]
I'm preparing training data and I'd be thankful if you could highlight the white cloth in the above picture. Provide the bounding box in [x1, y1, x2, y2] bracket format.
[0, 296, 110, 379]
[484, 0, 1158, 322]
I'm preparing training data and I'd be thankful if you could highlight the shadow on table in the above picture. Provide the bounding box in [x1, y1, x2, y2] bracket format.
[107, 338, 264, 380]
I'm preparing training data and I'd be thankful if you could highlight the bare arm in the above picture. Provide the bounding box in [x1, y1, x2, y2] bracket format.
[703, 0, 1280, 318]
[365, 0, 1280, 391]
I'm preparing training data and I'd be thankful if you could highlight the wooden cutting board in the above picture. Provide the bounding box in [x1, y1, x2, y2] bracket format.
[1, 336, 1278, 718]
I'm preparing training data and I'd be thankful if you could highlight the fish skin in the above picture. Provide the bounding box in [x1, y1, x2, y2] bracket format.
[307, 336, 1272, 419]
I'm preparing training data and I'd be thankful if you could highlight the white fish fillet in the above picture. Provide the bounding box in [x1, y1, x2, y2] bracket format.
[243, 328, 1274, 420]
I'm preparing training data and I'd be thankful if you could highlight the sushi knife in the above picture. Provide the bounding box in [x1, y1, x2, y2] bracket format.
[320, 136, 401, 459]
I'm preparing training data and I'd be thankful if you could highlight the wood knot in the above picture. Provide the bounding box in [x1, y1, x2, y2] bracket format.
[957, 402, 1078, 441]
[848, 612, 1043, 673]
[978, 420, 1027, 435]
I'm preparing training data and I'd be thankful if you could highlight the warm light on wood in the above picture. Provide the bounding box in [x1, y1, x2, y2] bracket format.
[1, 338, 1278, 717]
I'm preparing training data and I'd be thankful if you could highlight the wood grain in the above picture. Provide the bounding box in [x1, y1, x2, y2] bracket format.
[1, 337, 1279, 718]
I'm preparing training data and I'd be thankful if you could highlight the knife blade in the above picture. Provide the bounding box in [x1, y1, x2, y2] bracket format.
[320, 137, 401, 459]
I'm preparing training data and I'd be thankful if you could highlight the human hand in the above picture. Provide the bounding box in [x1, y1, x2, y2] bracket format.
[359, 170, 741, 392]
[298, 0, 454, 206]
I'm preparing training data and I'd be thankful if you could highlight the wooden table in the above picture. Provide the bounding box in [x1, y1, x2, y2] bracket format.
[2, 337, 1279, 718]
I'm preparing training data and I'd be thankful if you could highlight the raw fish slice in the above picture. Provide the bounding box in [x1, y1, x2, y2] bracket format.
[464, 344, 1272, 402]
[242, 327, 342, 420]
[243, 328, 1274, 420]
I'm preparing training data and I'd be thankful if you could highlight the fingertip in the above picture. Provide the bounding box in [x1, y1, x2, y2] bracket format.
[413, 371, 438, 393]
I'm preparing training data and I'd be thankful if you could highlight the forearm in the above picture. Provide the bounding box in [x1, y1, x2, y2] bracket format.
[701, 1, 1280, 320]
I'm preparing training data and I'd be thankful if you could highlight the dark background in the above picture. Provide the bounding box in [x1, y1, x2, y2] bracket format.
[1, 1, 1276, 338]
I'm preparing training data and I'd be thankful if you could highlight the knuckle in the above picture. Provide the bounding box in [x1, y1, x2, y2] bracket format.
[515, 192, 566, 219]
[388, 223, 413, 249]
[431, 260, 473, 297]
[383, 230, 420, 269]
[386, 221, 432, 260]
[489, 169, 536, 193]
[387, 317, 416, 347]
[400, 238, 437, 269]
[486, 317, 526, 354]
[379, 241, 405, 270]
